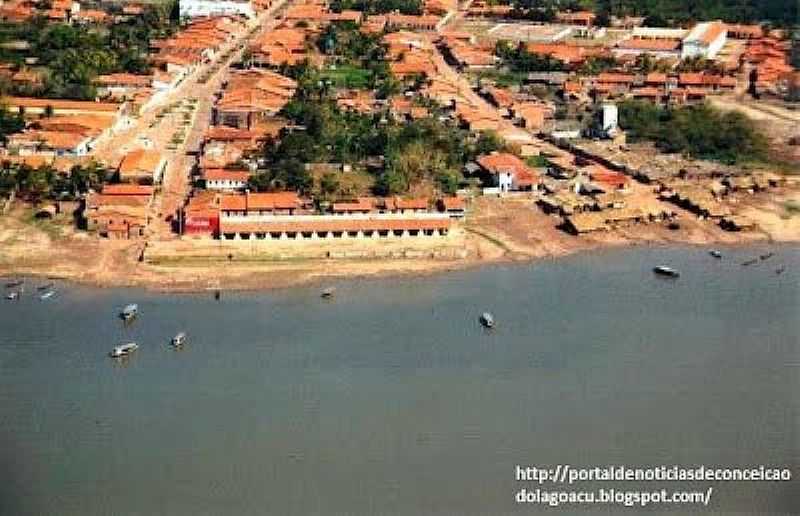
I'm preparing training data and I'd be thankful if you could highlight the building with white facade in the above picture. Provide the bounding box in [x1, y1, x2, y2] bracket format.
[682, 21, 727, 59]
[179, 0, 254, 19]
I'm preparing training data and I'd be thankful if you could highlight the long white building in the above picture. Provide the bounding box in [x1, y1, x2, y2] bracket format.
[179, 0, 254, 19]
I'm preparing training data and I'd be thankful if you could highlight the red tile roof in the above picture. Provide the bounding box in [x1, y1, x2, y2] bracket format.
[101, 184, 154, 196]
[203, 169, 250, 182]
[616, 38, 681, 52]
[220, 217, 451, 234]
[477, 152, 539, 186]
[220, 191, 301, 211]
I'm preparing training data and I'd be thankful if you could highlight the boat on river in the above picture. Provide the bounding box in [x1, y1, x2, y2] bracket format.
[171, 332, 187, 347]
[653, 266, 680, 278]
[109, 342, 138, 358]
[709, 250, 722, 259]
[321, 287, 335, 299]
[479, 312, 495, 328]
[120, 304, 138, 321]
[39, 290, 55, 300]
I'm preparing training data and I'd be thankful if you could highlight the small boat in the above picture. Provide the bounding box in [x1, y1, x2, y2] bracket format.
[759, 252, 774, 261]
[321, 287, 335, 299]
[709, 250, 722, 259]
[5, 280, 23, 288]
[653, 266, 680, 278]
[171, 332, 187, 347]
[6, 291, 19, 300]
[776, 266, 786, 275]
[214, 289, 221, 301]
[479, 312, 495, 328]
[742, 258, 758, 266]
[109, 342, 138, 358]
[39, 290, 55, 300]
[120, 304, 138, 321]
[37, 283, 54, 291]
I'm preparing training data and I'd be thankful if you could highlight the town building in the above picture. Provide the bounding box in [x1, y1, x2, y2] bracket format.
[179, 0, 255, 18]
[476, 152, 542, 192]
[84, 184, 154, 239]
[682, 21, 727, 59]
[203, 169, 250, 190]
[118, 149, 167, 183]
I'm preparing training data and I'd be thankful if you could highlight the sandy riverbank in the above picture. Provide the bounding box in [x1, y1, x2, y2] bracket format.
[1, 193, 798, 292]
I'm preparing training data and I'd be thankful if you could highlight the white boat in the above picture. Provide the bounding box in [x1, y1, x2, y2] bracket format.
[653, 266, 680, 278]
[321, 287, 335, 299]
[120, 304, 138, 320]
[709, 250, 722, 259]
[109, 342, 139, 358]
[480, 312, 495, 328]
[6, 291, 19, 300]
[171, 332, 187, 347]
[39, 290, 56, 300]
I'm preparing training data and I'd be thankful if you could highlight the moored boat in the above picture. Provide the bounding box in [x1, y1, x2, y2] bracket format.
[37, 283, 54, 291]
[120, 304, 138, 321]
[39, 290, 55, 300]
[742, 258, 758, 266]
[171, 332, 187, 347]
[6, 291, 19, 300]
[479, 312, 495, 328]
[653, 266, 680, 278]
[109, 342, 138, 358]
[5, 279, 23, 288]
[709, 250, 722, 259]
[776, 266, 786, 275]
[759, 252, 774, 261]
[321, 287, 335, 299]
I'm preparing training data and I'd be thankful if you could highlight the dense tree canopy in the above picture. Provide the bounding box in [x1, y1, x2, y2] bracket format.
[0, 106, 25, 143]
[0, 160, 110, 201]
[329, 0, 421, 15]
[618, 100, 769, 165]
[495, 41, 565, 73]
[251, 90, 504, 197]
[315, 23, 399, 93]
[0, 1, 179, 100]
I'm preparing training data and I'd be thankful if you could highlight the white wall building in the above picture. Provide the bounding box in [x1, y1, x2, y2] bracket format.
[601, 103, 618, 135]
[682, 21, 727, 59]
[179, 0, 254, 19]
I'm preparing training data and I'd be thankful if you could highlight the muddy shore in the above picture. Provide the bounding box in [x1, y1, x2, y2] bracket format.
[2, 194, 798, 293]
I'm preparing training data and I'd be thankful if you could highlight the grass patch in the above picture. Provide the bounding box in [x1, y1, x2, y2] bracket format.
[319, 65, 373, 89]
[472, 70, 528, 88]
[526, 155, 550, 168]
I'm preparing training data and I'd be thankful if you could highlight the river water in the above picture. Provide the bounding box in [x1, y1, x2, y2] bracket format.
[1, 245, 798, 515]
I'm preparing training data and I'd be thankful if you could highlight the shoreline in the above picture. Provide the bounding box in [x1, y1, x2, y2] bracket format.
[1, 233, 795, 294]
[2, 194, 798, 293]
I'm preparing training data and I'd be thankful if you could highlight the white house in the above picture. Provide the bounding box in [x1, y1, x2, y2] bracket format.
[204, 169, 250, 191]
[682, 21, 727, 59]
